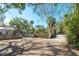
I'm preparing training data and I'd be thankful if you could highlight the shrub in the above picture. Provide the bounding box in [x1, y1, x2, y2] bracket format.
[64, 14, 79, 47]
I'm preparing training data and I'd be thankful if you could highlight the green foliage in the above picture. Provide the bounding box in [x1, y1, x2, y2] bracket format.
[34, 25, 48, 38]
[9, 17, 29, 34]
[29, 4, 72, 38]
[73, 40, 79, 47]
[0, 3, 26, 27]
[0, 3, 26, 15]
[56, 21, 64, 34]
[9, 17, 35, 36]
[63, 14, 79, 47]
[10, 3, 26, 14]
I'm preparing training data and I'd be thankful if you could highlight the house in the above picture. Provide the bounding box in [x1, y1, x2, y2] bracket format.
[0, 27, 14, 39]
[0, 27, 22, 39]
[0, 27, 14, 35]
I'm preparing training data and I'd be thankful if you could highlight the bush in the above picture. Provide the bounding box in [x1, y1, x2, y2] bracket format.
[34, 27, 48, 38]
[64, 14, 79, 47]
[73, 40, 79, 47]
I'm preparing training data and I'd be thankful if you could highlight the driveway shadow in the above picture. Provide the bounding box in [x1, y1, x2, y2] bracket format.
[0, 41, 78, 56]
[46, 43, 78, 56]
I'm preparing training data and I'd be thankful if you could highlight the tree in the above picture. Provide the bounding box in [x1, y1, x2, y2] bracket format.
[28, 3, 72, 38]
[2, 3, 26, 13]
[9, 3, 26, 14]
[47, 16, 56, 38]
[0, 3, 26, 27]
[9, 17, 29, 35]
[28, 3, 58, 38]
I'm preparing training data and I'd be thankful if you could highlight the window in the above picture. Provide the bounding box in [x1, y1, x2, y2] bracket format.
[0, 32, 2, 35]
[6, 32, 8, 34]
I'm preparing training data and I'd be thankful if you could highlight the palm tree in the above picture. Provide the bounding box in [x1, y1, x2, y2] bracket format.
[47, 16, 56, 38]
[28, 3, 57, 38]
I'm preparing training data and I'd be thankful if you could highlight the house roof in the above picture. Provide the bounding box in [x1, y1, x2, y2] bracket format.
[0, 27, 14, 30]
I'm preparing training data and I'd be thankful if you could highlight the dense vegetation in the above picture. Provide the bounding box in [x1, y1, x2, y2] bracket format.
[62, 4, 79, 47]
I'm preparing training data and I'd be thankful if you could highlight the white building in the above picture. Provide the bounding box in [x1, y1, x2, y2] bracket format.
[0, 27, 14, 39]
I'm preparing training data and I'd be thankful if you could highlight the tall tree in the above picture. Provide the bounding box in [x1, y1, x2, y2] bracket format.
[47, 16, 56, 38]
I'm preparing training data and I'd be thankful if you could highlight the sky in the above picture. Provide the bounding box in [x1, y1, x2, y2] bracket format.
[4, 4, 71, 28]
[4, 6, 46, 27]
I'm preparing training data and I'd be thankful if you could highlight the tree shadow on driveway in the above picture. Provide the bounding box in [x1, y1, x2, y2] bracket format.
[0, 41, 78, 56]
